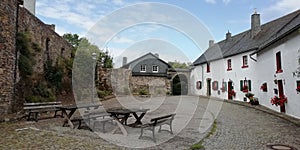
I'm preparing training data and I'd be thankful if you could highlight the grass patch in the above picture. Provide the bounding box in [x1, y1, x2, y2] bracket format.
[190, 120, 217, 150]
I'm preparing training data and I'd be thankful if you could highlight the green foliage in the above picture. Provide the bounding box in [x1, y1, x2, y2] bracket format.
[138, 88, 149, 95]
[168, 61, 191, 69]
[44, 60, 64, 93]
[16, 32, 36, 77]
[97, 90, 112, 98]
[63, 33, 114, 68]
[25, 83, 56, 103]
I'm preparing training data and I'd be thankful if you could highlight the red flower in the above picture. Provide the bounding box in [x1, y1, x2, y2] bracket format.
[270, 95, 288, 107]
[242, 85, 248, 93]
[228, 90, 236, 97]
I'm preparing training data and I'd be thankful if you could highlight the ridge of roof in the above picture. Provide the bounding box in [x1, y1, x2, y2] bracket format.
[193, 9, 300, 66]
[121, 52, 171, 68]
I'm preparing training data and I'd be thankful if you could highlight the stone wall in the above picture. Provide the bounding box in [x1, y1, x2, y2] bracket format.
[18, 7, 73, 74]
[130, 76, 171, 96]
[0, 0, 73, 114]
[0, 0, 18, 113]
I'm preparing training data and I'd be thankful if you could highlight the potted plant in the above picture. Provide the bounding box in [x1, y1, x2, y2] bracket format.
[270, 95, 287, 107]
[245, 93, 259, 105]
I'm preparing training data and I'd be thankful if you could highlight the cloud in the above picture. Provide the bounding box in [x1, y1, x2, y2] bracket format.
[222, 0, 231, 5]
[263, 0, 300, 21]
[205, 0, 216, 4]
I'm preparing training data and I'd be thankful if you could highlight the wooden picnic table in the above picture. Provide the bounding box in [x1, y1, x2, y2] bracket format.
[106, 107, 150, 127]
[57, 104, 101, 129]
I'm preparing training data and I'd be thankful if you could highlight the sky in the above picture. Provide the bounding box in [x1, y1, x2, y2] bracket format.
[35, 0, 300, 67]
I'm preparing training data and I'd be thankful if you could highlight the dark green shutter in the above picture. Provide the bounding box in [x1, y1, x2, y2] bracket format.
[240, 80, 243, 91]
[248, 80, 252, 91]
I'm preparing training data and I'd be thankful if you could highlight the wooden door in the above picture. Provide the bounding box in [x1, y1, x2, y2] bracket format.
[207, 79, 211, 96]
[228, 81, 233, 100]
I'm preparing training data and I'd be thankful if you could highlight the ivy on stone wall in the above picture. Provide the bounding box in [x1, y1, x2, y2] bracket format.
[16, 32, 35, 77]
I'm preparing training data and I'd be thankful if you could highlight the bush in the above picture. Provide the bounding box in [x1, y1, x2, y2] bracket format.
[97, 90, 112, 98]
[138, 88, 149, 95]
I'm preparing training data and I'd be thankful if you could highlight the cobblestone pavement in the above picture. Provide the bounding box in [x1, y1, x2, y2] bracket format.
[203, 101, 300, 150]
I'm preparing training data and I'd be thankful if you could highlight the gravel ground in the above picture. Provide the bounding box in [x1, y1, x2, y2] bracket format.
[1, 96, 299, 150]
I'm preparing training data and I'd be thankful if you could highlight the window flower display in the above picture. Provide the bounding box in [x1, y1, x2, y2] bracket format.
[270, 95, 287, 107]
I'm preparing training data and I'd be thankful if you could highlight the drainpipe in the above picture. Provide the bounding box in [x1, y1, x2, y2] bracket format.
[13, 0, 21, 112]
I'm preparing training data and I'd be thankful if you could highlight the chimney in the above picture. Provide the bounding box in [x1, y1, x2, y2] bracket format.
[154, 53, 159, 58]
[251, 10, 261, 38]
[24, 0, 36, 15]
[226, 30, 231, 40]
[209, 40, 214, 48]
[122, 57, 127, 66]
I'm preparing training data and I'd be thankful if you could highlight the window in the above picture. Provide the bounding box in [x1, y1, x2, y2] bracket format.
[196, 81, 202, 89]
[227, 59, 232, 71]
[276, 51, 283, 73]
[207, 62, 210, 73]
[140, 65, 146, 72]
[46, 38, 50, 60]
[242, 55, 248, 68]
[61, 48, 65, 56]
[152, 65, 159, 72]
[240, 79, 251, 93]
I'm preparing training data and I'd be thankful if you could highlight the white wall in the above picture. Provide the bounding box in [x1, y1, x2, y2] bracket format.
[191, 50, 258, 101]
[257, 33, 300, 119]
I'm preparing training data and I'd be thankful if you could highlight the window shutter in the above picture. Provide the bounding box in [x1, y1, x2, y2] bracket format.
[224, 82, 227, 91]
[248, 80, 252, 91]
[240, 80, 243, 91]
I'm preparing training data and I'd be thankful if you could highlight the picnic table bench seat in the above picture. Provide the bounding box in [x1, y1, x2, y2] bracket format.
[139, 113, 176, 142]
[23, 101, 63, 122]
[69, 111, 114, 132]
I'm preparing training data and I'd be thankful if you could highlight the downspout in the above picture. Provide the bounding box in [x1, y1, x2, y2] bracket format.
[13, 0, 21, 112]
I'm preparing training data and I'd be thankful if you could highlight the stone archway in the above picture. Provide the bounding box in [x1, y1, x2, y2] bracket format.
[172, 74, 188, 95]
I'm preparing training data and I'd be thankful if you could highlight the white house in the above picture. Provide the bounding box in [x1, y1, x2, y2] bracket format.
[191, 9, 300, 118]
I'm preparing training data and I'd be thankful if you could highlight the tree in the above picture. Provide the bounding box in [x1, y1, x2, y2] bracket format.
[168, 61, 191, 69]
[62, 33, 113, 68]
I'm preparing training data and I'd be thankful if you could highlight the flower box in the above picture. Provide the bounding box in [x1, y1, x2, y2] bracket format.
[270, 95, 287, 107]
[242, 85, 248, 93]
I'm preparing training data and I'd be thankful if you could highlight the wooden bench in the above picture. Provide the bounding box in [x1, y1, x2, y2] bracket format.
[82, 111, 114, 132]
[139, 113, 176, 142]
[23, 101, 63, 122]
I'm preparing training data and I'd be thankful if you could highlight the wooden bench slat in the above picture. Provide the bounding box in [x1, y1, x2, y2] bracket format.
[23, 101, 63, 122]
[139, 113, 176, 142]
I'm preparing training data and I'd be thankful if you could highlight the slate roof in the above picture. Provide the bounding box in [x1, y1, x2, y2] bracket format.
[193, 9, 300, 66]
[121, 52, 172, 69]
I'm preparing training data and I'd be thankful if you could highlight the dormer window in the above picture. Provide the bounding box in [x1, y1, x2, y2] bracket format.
[242, 55, 248, 68]
[140, 65, 146, 72]
[152, 65, 159, 72]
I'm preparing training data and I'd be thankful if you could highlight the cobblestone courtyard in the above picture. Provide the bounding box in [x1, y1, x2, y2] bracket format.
[0, 96, 299, 150]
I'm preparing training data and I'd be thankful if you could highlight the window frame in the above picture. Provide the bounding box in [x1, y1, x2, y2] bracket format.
[242, 55, 248, 68]
[207, 62, 210, 73]
[276, 51, 283, 73]
[140, 65, 146, 72]
[227, 59, 232, 71]
[152, 65, 159, 73]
